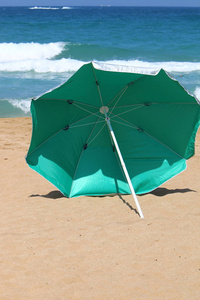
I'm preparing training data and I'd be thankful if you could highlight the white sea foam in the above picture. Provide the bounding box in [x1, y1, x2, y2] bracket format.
[29, 6, 60, 10]
[6, 98, 31, 113]
[1, 42, 200, 74]
[0, 42, 65, 63]
[0, 58, 84, 73]
[1, 57, 200, 74]
[62, 7, 73, 9]
[29, 6, 73, 10]
[194, 87, 200, 102]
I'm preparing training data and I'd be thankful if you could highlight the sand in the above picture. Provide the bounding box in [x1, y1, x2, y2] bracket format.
[0, 117, 200, 300]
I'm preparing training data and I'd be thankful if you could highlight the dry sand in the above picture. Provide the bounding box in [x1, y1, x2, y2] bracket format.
[0, 117, 200, 300]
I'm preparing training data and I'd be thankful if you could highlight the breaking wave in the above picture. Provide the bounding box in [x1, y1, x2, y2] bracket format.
[0, 98, 31, 116]
[7, 98, 31, 113]
[1, 59, 200, 75]
[0, 58, 83, 73]
[0, 42, 65, 62]
[1, 42, 200, 74]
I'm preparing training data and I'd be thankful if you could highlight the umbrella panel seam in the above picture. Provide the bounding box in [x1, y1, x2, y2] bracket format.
[91, 64, 104, 107]
[39, 98, 101, 109]
[69, 147, 85, 198]
[27, 109, 102, 158]
[105, 124, 128, 186]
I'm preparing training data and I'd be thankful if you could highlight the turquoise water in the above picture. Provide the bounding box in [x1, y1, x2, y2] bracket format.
[1, 6, 200, 117]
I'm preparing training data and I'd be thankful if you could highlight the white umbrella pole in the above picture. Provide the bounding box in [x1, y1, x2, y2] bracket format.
[104, 113, 144, 218]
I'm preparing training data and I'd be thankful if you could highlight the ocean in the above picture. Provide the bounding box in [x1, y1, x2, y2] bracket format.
[1, 5, 200, 117]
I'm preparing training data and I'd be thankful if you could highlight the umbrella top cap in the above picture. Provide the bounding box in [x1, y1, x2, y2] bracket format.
[100, 106, 109, 114]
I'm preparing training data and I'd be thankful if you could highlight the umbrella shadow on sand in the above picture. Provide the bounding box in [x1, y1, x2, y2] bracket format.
[29, 187, 196, 214]
[29, 190, 65, 199]
[144, 187, 196, 197]
[29, 191, 139, 214]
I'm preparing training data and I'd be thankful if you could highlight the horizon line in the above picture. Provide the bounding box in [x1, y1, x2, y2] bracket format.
[0, 5, 200, 7]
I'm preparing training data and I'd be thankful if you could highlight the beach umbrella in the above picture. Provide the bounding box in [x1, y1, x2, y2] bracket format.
[26, 62, 200, 218]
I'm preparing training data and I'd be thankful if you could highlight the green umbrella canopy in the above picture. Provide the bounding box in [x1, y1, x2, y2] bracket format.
[26, 62, 200, 201]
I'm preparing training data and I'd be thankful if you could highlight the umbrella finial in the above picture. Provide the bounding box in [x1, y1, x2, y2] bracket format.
[100, 106, 109, 114]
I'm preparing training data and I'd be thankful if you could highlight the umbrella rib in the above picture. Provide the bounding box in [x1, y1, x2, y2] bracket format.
[107, 75, 147, 109]
[144, 131, 185, 159]
[87, 122, 107, 146]
[111, 118, 138, 130]
[110, 105, 144, 119]
[69, 116, 105, 197]
[105, 122, 129, 180]
[71, 120, 105, 129]
[106, 85, 129, 109]
[70, 100, 99, 109]
[109, 86, 129, 116]
[69, 113, 101, 128]
[111, 115, 185, 159]
[85, 115, 102, 143]
[26, 127, 67, 158]
[109, 112, 139, 129]
[26, 113, 102, 158]
[111, 104, 146, 108]
[27, 96, 106, 158]
[72, 102, 104, 121]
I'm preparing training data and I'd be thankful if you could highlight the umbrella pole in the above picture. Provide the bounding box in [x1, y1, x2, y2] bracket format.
[105, 114, 144, 218]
